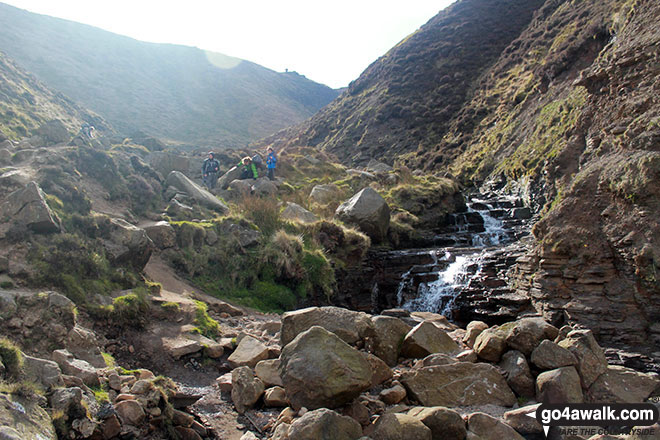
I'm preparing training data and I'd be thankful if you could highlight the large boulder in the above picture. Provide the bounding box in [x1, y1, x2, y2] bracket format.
[231, 366, 265, 414]
[36, 119, 70, 145]
[147, 151, 190, 177]
[0, 181, 60, 236]
[467, 412, 525, 440]
[557, 329, 608, 388]
[587, 366, 660, 403]
[504, 318, 559, 356]
[407, 406, 467, 440]
[281, 202, 319, 224]
[498, 350, 535, 398]
[279, 326, 372, 410]
[473, 327, 508, 362]
[309, 184, 341, 205]
[371, 315, 412, 366]
[280, 306, 374, 346]
[102, 218, 153, 270]
[66, 325, 106, 368]
[0, 393, 57, 439]
[52, 349, 99, 387]
[166, 171, 229, 214]
[287, 408, 363, 440]
[401, 321, 459, 359]
[530, 339, 578, 370]
[463, 321, 488, 348]
[372, 413, 432, 440]
[227, 335, 269, 369]
[401, 362, 516, 407]
[335, 187, 390, 241]
[22, 355, 64, 390]
[255, 359, 283, 387]
[143, 221, 177, 249]
[536, 366, 584, 403]
[216, 166, 244, 190]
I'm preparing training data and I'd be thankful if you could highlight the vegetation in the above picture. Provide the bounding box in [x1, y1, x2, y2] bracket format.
[0, 338, 23, 379]
[193, 300, 220, 339]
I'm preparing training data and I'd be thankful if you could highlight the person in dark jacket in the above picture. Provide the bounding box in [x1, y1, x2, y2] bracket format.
[238, 156, 258, 180]
[202, 152, 220, 189]
[266, 147, 277, 180]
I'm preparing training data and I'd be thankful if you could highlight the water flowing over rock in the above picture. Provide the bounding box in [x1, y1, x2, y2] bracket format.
[335, 187, 390, 242]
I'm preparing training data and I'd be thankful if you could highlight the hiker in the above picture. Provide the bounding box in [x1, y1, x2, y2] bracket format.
[202, 151, 220, 189]
[266, 147, 277, 180]
[80, 123, 95, 139]
[238, 156, 258, 180]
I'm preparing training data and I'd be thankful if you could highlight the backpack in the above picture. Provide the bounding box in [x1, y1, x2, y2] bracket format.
[252, 154, 264, 170]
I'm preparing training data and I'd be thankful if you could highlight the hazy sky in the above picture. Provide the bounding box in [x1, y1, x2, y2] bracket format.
[2, 0, 454, 89]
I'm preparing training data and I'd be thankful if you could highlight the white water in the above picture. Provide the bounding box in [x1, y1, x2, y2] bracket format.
[469, 201, 508, 247]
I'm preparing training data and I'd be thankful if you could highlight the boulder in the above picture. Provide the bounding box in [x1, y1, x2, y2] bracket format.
[287, 408, 363, 440]
[401, 363, 516, 407]
[463, 321, 488, 348]
[505, 318, 559, 356]
[372, 413, 432, 440]
[231, 366, 265, 414]
[536, 367, 584, 403]
[0, 393, 57, 440]
[467, 412, 525, 440]
[162, 337, 203, 359]
[218, 221, 261, 248]
[147, 151, 190, 177]
[530, 339, 578, 370]
[36, 120, 70, 145]
[227, 335, 270, 369]
[379, 385, 407, 405]
[166, 171, 230, 214]
[335, 187, 390, 241]
[346, 169, 377, 180]
[52, 349, 99, 387]
[503, 404, 543, 436]
[401, 321, 459, 359]
[473, 327, 507, 362]
[309, 184, 341, 204]
[0, 181, 60, 235]
[281, 306, 374, 346]
[255, 359, 283, 387]
[66, 325, 106, 368]
[22, 355, 64, 389]
[253, 178, 278, 197]
[408, 406, 467, 440]
[229, 179, 253, 197]
[414, 353, 459, 369]
[217, 166, 244, 190]
[143, 221, 177, 249]
[366, 160, 393, 173]
[115, 399, 146, 426]
[103, 218, 153, 270]
[281, 202, 319, 224]
[498, 350, 535, 398]
[557, 330, 608, 388]
[587, 366, 660, 403]
[279, 326, 372, 410]
[366, 353, 394, 387]
[371, 315, 411, 366]
[264, 386, 289, 407]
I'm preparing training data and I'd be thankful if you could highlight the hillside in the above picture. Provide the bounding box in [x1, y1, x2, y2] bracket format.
[0, 2, 339, 147]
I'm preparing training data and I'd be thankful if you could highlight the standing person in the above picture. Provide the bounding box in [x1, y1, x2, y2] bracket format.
[266, 147, 277, 181]
[202, 152, 220, 189]
[238, 156, 258, 180]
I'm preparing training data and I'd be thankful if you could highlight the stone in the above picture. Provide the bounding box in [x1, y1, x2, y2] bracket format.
[101, 415, 122, 439]
[371, 315, 411, 366]
[281, 202, 319, 224]
[172, 409, 194, 427]
[456, 350, 478, 363]
[474, 327, 507, 362]
[467, 412, 525, 440]
[366, 159, 394, 173]
[281, 306, 374, 346]
[143, 221, 177, 249]
[253, 178, 278, 197]
[536, 367, 584, 403]
[52, 349, 99, 387]
[216, 372, 233, 393]
[0, 181, 60, 235]
[558, 330, 608, 388]
[279, 326, 372, 410]
[255, 359, 283, 387]
[587, 366, 660, 403]
[498, 350, 535, 398]
[166, 170, 230, 214]
[22, 355, 63, 390]
[288, 408, 363, 440]
[231, 366, 265, 414]
[400, 363, 516, 407]
[309, 184, 341, 204]
[380, 385, 406, 405]
[163, 337, 203, 359]
[115, 399, 145, 425]
[505, 318, 559, 356]
[365, 353, 393, 387]
[503, 404, 543, 436]
[335, 187, 390, 241]
[346, 169, 377, 180]
[0, 393, 57, 440]
[174, 426, 203, 440]
[103, 217, 153, 270]
[408, 406, 467, 440]
[372, 413, 432, 440]
[203, 342, 224, 359]
[511, 207, 532, 219]
[36, 119, 70, 145]
[216, 166, 244, 189]
[264, 386, 289, 407]
[66, 325, 106, 368]
[530, 339, 578, 370]
[463, 321, 488, 348]
[272, 422, 291, 440]
[414, 353, 459, 369]
[229, 179, 253, 197]
[345, 400, 370, 426]
[227, 335, 269, 369]
[401, 321, 459, 359]
[240, 432, 259, 440]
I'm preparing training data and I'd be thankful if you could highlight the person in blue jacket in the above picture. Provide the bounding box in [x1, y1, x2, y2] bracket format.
[266, 147, 277, 181]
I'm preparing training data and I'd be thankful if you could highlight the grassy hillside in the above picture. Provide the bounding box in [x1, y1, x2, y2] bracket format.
[0, 2, 339, 147]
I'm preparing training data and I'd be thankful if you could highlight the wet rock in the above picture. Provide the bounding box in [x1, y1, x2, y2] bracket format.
[408, 406, 467, 440]
[310, 184, 341, 204]
[255, 359, 283, 387]
[371, 315, 411, 366]
[166, 170, 230, 214]
[52, 349, 99, 387]
[536, 366, 584, 403]
[143, 221, 177, 249]
[279, 326, 372, 410]
[401, 321, 459, 359]
[264, 386, 289, 407]
[372, 413, 431, 440]
[505, 318, 559, 356]
[530, 339, 578, 370]
[335, 187, 390, 241]
[281, 306, 374, 346]
[281, 202, 319, 224]
[0, 181, 60, 236]
[587, 366, 660, 403]
[401, 363, 516, 407]
[498, 350, 535, 398]
[231, 366, 265, 414]
[557, 330, 608, 388]
[467, 412, 525, 440]
[288, 408, 363, 440]
[463, 321, 488, 348]
[227, 335, 269, 369]
[474, 327, 507, 362]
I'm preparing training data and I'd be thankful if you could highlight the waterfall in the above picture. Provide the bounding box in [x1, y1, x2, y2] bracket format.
[469, 200, 507, 247]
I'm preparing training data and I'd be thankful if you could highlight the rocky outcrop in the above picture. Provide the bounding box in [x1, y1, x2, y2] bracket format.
[166, 171, 229, 214]
[102, 217, 153, 270]
[335, 187, 390, 242]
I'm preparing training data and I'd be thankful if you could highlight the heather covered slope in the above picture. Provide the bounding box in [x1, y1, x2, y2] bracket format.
[0, 2, 339, 146]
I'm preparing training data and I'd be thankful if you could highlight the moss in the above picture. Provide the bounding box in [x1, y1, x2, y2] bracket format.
[111, 289, 150, 325]
[90, 385, 110, 404]
[193, 300, 220, 339]
[160, 301, 180, 312]
[101, 352, 116, 368]
[0, 338, 23, 379]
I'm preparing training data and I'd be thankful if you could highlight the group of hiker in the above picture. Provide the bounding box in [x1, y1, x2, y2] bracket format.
[202, 146, 277, 190]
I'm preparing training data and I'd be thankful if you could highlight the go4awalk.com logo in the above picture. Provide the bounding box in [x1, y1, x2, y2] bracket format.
[525, 403, 659, 437]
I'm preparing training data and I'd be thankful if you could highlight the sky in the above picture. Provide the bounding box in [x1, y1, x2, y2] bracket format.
[2, 0, 454, 89]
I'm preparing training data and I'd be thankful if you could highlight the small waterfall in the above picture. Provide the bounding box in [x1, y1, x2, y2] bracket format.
[469, 200, 508, 247]
[396, 250, 439, 305]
